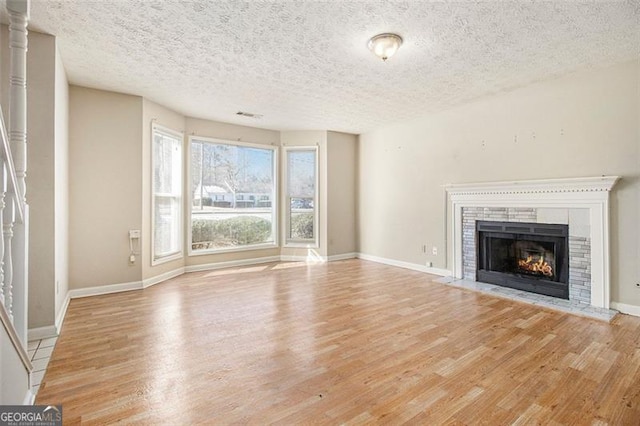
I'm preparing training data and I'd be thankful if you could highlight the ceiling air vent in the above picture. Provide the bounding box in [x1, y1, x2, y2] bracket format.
[236, 111, 263, 119]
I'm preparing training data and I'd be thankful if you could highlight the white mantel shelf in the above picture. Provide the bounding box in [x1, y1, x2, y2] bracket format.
[444, 176, 619, 196]
[445, 176, 620, 309]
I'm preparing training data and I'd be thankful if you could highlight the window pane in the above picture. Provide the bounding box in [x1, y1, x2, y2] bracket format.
[191, 139, 276, 251]
[153, 132, 181, 195]
[154, 196, 180, 257]
[290, 197, 314, 240]
[287, 149, 316, 242]
[152, 128, 182, 260]
[287, 151, 315, 197]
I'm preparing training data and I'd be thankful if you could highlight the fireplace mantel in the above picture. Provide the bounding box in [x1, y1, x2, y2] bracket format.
[445, 176, 620, 309]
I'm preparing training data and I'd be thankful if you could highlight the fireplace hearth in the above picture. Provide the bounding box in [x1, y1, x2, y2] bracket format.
[476, 221, 569, 299]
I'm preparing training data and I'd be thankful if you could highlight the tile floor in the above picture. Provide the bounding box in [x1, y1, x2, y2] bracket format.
[27, 336, 57, 396]
[435, 276, 618, 321]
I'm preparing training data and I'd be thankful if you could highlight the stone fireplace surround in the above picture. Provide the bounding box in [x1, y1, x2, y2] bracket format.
[464, 208, 588, 303]
[445, 176, 619, 310]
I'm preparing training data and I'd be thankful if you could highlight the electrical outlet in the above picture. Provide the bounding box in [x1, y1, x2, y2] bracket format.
[426, 261, 432, 267]
[432, 246, 438, 255]
[129, 230, 141, 239]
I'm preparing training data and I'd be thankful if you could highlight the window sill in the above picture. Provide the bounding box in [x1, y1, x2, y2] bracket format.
[188, 242, 278, 257]
[284, 241, 319, 249]
[152, 252, 183, 266]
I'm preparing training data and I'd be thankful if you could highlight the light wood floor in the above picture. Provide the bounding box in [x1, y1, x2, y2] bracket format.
[36, 259, 640, 425]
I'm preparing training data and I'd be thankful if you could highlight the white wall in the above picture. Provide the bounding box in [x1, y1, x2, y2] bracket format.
[358, 60, 640, 306]
[69, 86, 143, 289]
[54, 44, 69, 323]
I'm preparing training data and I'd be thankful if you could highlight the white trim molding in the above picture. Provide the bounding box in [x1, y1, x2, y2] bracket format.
[54, 292, 70, 334]
[280, 255, 325, 263]
[142, 267, 185, 288]
[327, 252, 358, 262]
[68, 280, 143, 299]
[611, 302, 640, 318]
[27, 325, 58, 341]
[22, 388, 35, 405]
[445, 176, 620, 309]
[357, 253, 451, 277]
[184, 255, 282, 273]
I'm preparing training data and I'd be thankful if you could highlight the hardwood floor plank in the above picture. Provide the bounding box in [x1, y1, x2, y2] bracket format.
[36, 259, 640, 424]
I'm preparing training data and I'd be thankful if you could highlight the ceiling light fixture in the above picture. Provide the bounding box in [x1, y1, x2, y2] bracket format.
[367, 33, 403, 62]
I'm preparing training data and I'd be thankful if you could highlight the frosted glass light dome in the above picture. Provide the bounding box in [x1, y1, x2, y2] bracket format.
[367, 33, 403, 61]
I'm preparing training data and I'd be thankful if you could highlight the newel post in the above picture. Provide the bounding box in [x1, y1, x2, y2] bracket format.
[7, 0, 28, 199]
[0, 163, 7, 310]
[6, 0, 29, 344]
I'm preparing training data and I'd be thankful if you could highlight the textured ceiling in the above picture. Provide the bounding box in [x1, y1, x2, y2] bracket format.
[5, 1, 640, 133]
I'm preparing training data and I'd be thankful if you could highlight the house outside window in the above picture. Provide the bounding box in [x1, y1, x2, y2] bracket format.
[189, 137, 277, 253]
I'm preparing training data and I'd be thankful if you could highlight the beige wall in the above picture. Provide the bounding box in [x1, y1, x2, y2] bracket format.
[327, 131, 357, 257]
[69, 86, 143, 289]
[141, 99, 186, 280]
[184, 117, 281, 266]
[54, 44, 69, 321]
[64, 91, 358, 289]
[25, 32, 56, 328]
[358, 60, 640, 306]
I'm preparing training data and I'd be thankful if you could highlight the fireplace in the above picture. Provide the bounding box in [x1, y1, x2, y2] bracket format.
[446, 176, 619, 308]
[476, 221, 569, 299]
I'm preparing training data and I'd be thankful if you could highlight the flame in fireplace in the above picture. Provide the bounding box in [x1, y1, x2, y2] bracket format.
[518, 255, 554, 277]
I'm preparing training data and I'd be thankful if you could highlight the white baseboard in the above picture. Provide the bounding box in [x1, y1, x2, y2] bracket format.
[184, 255, 282, 273]
[610, 302, 640, 317]
[424, 266, 452, 277]
[23, 388, 35, 405]
[28, 325, 58, 341]
[280, 252, 357, 263]
[54, 292, 70, 334]
[356, 253, 452, 277]
[142, 267, 185, 288]
[280, 255, 325, 262]
[68, 280, 142, 299]
[327, 252, 358, 262]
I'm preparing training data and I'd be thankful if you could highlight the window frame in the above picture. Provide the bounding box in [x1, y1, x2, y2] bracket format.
[187, 135, 279, 256]
[151, 123, 184, 265]
[283, 146, 319, 248]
